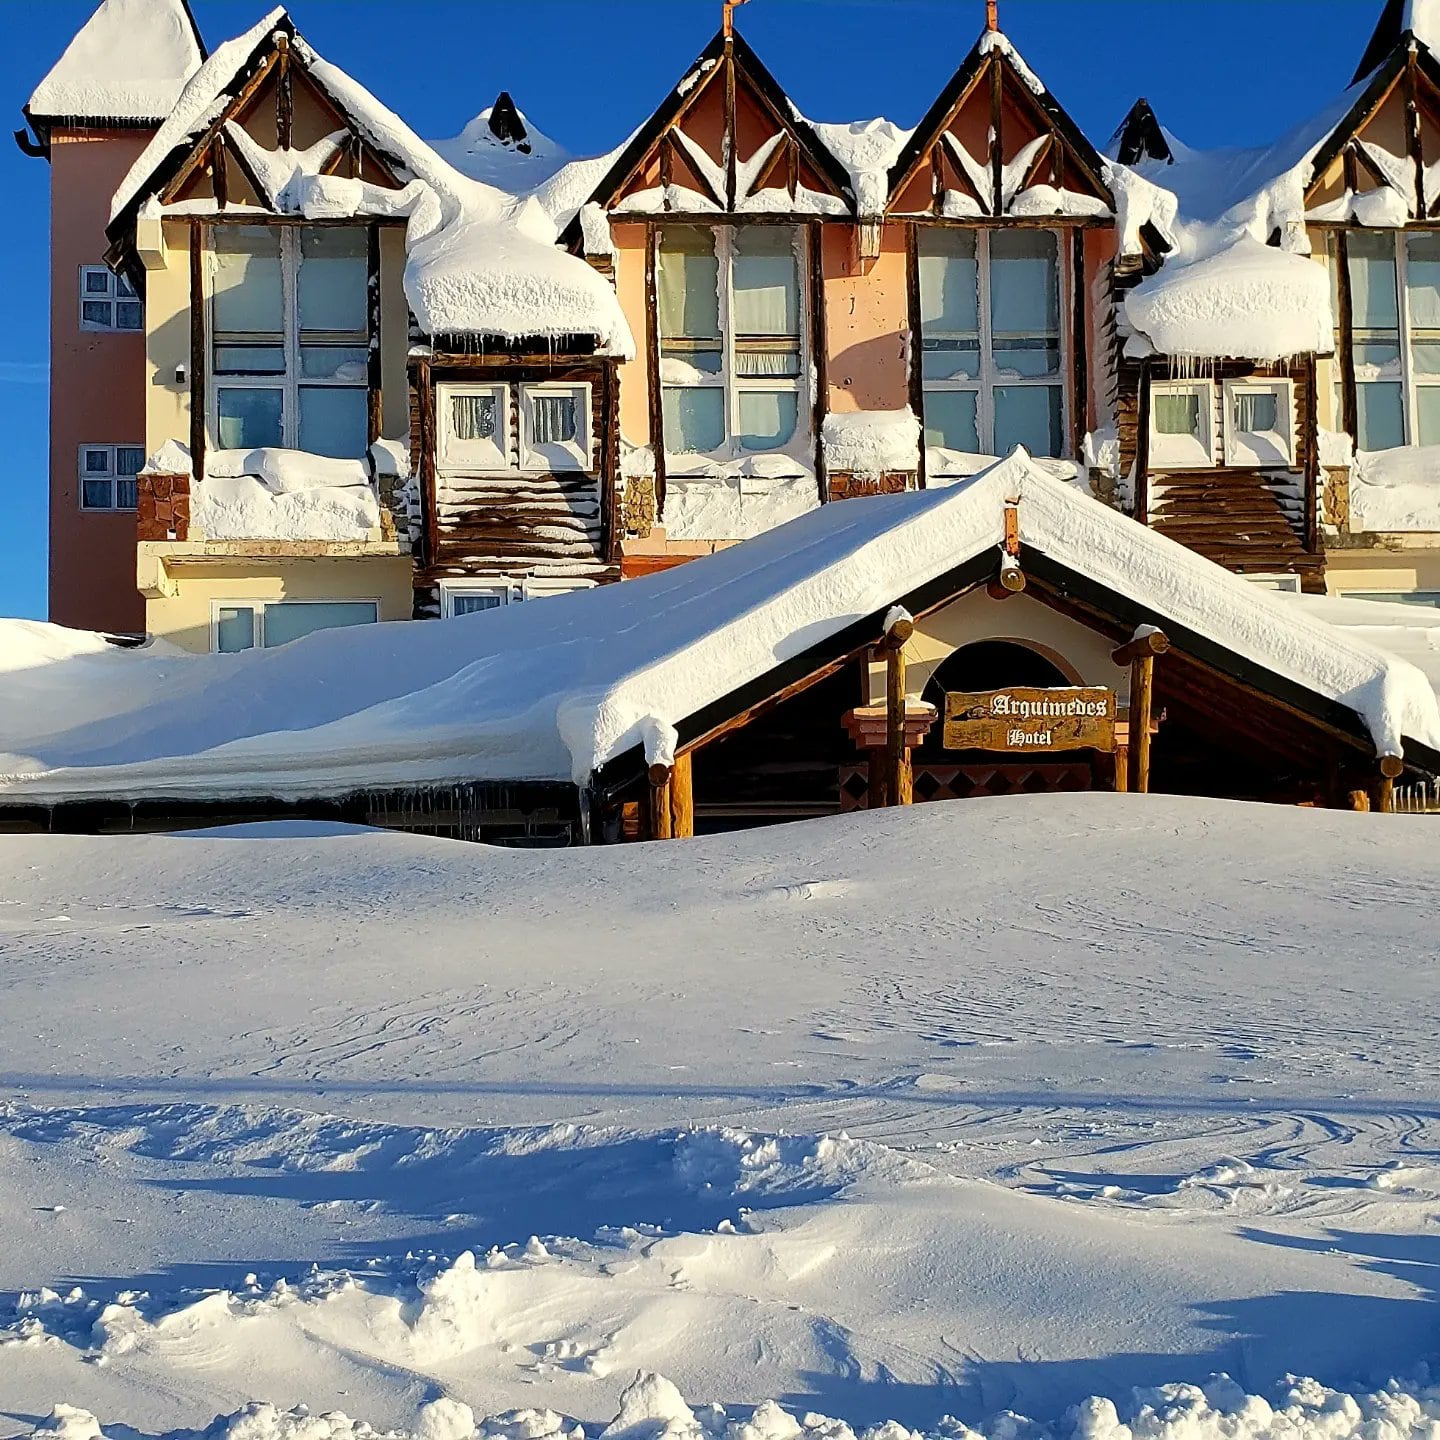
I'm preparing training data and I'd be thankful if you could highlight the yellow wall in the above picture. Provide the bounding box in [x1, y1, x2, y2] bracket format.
[613, 222, 652, 448]
[144, 218, 412, 458]
[1326, 549, 1440, 596]
[143, 553, 414, 653]
[866, 589, 1129, 704]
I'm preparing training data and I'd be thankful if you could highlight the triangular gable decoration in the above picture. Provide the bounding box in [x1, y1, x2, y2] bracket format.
[887, 30, 1112, 220]
[1306, 39, 1440, 224]
[1110, 99, 1173, 168]
[579, 28, 854, 221]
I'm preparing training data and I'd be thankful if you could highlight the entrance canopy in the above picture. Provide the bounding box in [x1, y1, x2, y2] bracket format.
[2, 452, 1438, 812]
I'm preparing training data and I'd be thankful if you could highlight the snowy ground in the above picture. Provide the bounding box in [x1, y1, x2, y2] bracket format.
[1, 796, 1437, 1440]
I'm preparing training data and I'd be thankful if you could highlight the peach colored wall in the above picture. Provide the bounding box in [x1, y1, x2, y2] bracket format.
[49, 130, 151, 633]
[1082, 225, 1117, 434]
[824, 223, 911, 413]
[613, 223, 652, 447]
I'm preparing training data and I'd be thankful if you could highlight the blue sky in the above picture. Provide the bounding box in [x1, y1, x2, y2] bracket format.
[0, 0, 1381, 621]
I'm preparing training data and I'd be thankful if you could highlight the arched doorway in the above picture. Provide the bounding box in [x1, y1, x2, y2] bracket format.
[913, 639, 1097, 800]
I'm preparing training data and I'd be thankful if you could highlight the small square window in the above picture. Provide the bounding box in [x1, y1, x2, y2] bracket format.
[82, 300, 113, 328]
[78, 444, 142, 510]
[115, 301, 143, 330]
[438, 384, 511, 472]
[521, 383, 591, 471]
[440, 583, 512, 618]
[1223, 379, 1295, 468]
[116, 447, 146, 475]
[84, 268, 111, 295]
[116, 273, 137, 299]
[84, 447, 113, 475]
[1149, 381, 1215, 469]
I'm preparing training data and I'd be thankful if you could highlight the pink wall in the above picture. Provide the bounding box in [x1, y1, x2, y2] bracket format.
[824, 224, 911, 414]
[48, 130, 150, 633]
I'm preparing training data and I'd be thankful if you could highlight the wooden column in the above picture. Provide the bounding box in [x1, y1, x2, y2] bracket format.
[1113, 737, 1130, 794]
[867, 745, 889, 810]
[669, 752, 694, 838]
[648, 763, 674, 840]
[1375, 753, 1404, 814]
[882, 611, 915, 806]
[1112, 630, 1170, 795]
[366, 224, 383, 447]
[1133, 361, 1152, 525]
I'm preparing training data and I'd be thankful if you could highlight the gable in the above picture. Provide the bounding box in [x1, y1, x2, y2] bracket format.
[580, 30, 854, 220]
[888, 32, 1112, 220]
[158, 33, 403, 213]
[1306, 44, 1440, 222]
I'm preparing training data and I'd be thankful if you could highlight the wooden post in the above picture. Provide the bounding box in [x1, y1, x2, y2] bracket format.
[670, 751, 694, 838]
[1375, 754, 1404, 814]
[648, 763, 673, 840]
[1349, 788, 1372, 813]
[1114, 739, 1129, 794]
[867, 745, 889, 810]
[882, 611, 915, 807]
[1112, 630, 1170, 796]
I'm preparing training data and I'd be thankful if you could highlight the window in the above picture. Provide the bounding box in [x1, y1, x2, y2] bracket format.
[78, 444, 144, 510]
[436, 382, 592, 473]
[209, 225, 370, 459]
[1223, 379, 1295, 468]
[439, 578, 596, 617]
[1243, 573, 1302, 593]
[1148, 381, 1215, 468]
[439, 385, 510, 472]
[521, 384, 590, 470]
[918, 228, 1066, 459]
[80, 266, 141, 332]
[1339, 589, 1440, 607]
[212, 599, 379, 652]
[657, 225, 805, 459]
[1332, 229, 1440, 451]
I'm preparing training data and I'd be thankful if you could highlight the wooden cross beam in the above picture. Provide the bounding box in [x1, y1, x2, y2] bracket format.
[723, 0, 751, 39]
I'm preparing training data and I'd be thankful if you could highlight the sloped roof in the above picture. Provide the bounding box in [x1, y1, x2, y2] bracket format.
[1, 453, 1435, 811]
[27, 0, 204, 126]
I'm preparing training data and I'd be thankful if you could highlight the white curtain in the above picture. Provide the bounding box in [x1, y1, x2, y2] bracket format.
[659, 228, 720, 341]
[732, 228, 799, 338]
[1154, 392, 1200, 437]
[212, 227, 283, 334]
[451, 393, 496, 442]
[1233, 391, 1278, 435]
[530, 394, 578, 445]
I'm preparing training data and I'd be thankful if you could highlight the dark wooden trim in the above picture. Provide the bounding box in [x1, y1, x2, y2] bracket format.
[989, 60, 1004, 216]
[1406, 48, 1426, 217]
[810, 219, 828, 503]
[1306, 51, 1407, 203]
[1133, 360, 1152, 524]
[1336, 230, 1360, 442]
[417, 359, 438, 570]
[644, 222, 667, 516]
[211, 138, 229, 208]
[905, 221, 927, 489]
[602, 362, 621, 565]
[189, 222, 207, 485]
[276, 34, 293, 152]
[1303, 354, 1321, 553]
[724, 42, 739, 211]
[367, 224, 383, 447]
[1070, 227, 1087, 462]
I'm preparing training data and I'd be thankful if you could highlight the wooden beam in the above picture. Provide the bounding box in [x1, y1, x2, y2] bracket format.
[1134, 360, 1152, 525]
[670, 751, 695, 837]
[1303, 353, 1320, 553]
[1130, 650, 1157, 795]
[989, 60, 1004, 217]
[1406, 49, 1426, 218]
[1112, 628, 1171, 666]
[1071, 227, 1087, 463]
[212, 138, 229, 208]
[905, 222, 927, 488]
[1336, 231, 1359, 443]
[276, 33, 293, 152]
[366, 224, 383, 447]
[644, 223, 668, 517]
[417, 359, 438, 570]
[189, 224, 207, 487]
[648, 763, 674, 840]
[883, 612, 914, 807]
[810, 219, 828, 503]
[724, 43, 738, 211]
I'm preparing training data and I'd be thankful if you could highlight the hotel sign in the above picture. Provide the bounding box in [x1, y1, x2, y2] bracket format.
[943, 687, 1117, 754]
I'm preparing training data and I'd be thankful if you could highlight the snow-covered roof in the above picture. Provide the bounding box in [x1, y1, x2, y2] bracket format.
[1, 452, 1436, 809]
[107, 12, 633, 355]
[27, 0, 204, 125]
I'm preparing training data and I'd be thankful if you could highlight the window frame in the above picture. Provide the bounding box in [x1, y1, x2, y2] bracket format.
[78, 443, 145, 511]
[437, 383, 512, 473]
[1222, 378, 1296, 469]
[439, 581, 515, 617]
[1148, 379, 1217, 470]
[1243, 573, 1303, 594]
[1333, 228, 1440, 452]
[204, 224, 371, 458]
[209, 597, 381, 652]
[917, 225, 1071, 460]
[519, 382, 593, 472]
[1337, 589, 1440, 607]
[655, 223, 811, 462]
[438, 578, 598, 617]
[80, 265, 142, 333]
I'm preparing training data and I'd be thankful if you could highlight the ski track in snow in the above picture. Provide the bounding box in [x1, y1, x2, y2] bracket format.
[0, 796, 1437, 1440]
